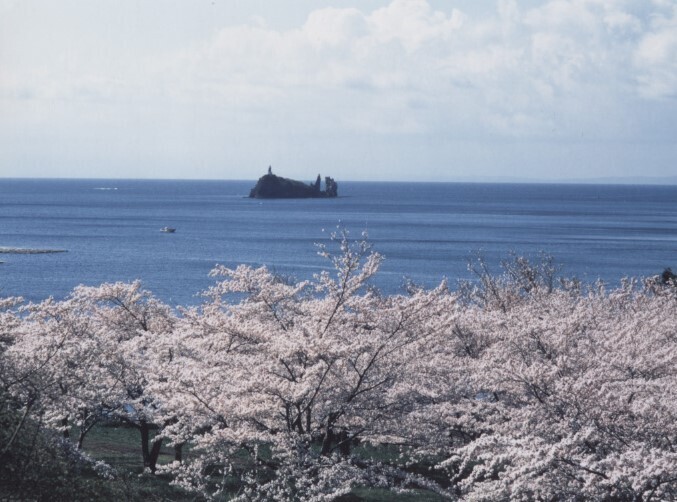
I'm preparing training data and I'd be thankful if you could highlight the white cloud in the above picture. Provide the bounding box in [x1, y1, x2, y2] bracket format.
[138, 0, 676, 139]
[1, 0, 676, 179]
[367, 0, 464, 52]
[303, 7, 368, 48]
[634, 4, 677, 98]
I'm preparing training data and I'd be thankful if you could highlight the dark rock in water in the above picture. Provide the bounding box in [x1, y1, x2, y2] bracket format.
[249, 167, 338, 199]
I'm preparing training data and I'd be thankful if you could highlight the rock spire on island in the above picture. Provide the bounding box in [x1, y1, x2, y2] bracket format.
[249, 167, 338, 199]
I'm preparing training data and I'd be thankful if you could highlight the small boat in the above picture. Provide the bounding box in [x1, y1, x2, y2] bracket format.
[160, 227, 176, 233]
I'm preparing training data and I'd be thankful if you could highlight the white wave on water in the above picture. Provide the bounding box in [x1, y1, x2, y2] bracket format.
[0, 247, 67, 254]
[93, 187, 118, 191]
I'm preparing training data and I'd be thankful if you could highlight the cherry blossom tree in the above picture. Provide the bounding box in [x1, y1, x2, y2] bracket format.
[3, 281, 177, 472]
[439, 280, 677, 500]
[67, 281, 177, 471]
[2, 236, 677, 500]
[149, 231, 456, 499]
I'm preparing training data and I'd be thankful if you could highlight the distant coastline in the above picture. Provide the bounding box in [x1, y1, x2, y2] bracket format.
[1, 176, 676, 186]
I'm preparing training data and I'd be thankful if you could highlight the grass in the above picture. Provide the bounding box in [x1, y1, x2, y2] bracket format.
[82, 424, 451, 501]
[82, 423, 197, 501]
[83, 422, 176, 469]
[340, 488, 448, 501]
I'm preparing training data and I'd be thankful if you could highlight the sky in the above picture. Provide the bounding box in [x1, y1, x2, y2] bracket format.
[0, 0, 676, 182]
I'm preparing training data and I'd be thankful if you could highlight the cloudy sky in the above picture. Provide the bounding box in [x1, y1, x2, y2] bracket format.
[1, 0, 676, 181]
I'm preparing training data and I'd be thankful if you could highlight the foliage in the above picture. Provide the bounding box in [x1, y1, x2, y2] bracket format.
[0, 347, 121, 500]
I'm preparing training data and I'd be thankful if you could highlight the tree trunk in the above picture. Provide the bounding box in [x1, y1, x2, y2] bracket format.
[148, 436, 163, 473]
[140, 420, 151, 469]
[61, 417, 70, 439]
[321, 412, 339, 456]
[77, 430, 86, 450]
[321, 428, 335, 456]
[77, 417, 97, 450]
[174, 443, 183, 462]
[138, 420, 166, 473]
[338, 429, 351, 456]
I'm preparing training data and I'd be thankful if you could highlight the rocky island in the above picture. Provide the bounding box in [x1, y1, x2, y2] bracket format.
[249, 167, 338, 199]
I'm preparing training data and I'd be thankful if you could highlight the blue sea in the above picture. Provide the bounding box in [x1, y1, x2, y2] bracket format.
[0, 179, 675, 306]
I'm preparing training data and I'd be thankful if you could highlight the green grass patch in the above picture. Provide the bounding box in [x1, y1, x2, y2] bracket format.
[83, 423, 178, 470]
[81, 425, 451, 501]
[340, 487, 449, 501]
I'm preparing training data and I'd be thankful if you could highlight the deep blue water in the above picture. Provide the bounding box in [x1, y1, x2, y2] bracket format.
[0, 179, 675, 306]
